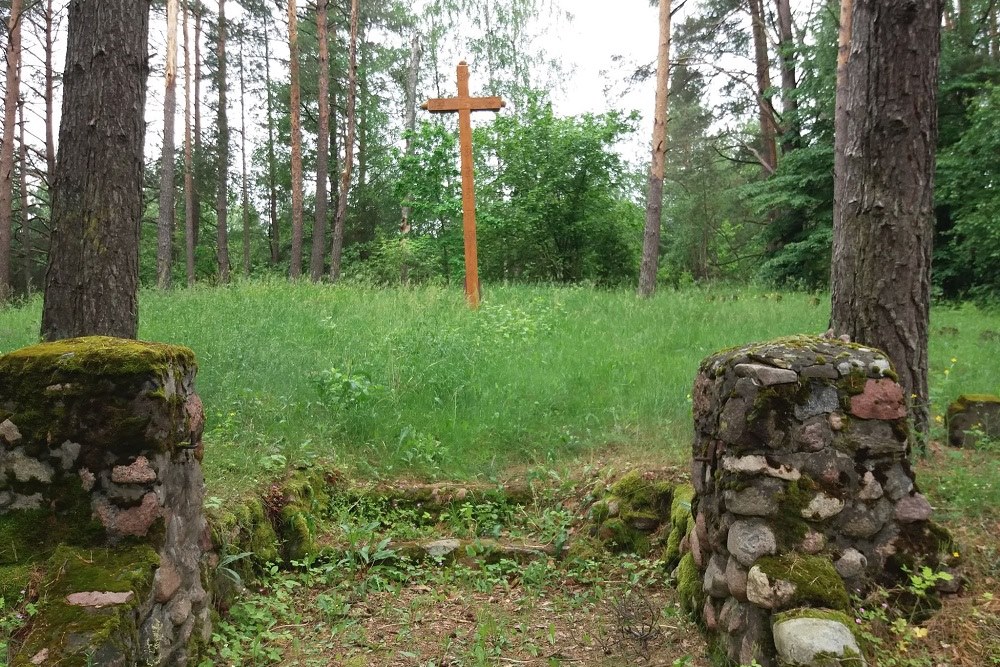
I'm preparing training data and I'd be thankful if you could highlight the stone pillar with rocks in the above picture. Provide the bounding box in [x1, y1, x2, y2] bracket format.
[685, 336, 956, 667]
[0, 336, 211, 666]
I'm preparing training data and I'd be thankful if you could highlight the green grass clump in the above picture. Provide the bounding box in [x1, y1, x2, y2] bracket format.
[2, 281, 999, 502]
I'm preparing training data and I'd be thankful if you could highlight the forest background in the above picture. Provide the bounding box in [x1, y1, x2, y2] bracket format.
[0, 0, 997, 301]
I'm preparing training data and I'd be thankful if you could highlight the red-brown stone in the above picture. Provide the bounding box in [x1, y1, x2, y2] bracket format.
[850, 379, 906, 420]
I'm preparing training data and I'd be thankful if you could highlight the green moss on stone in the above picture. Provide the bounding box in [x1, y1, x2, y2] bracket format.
[756, 554, 850, 611]
[609, 471, 673, 513]
[676, 552, 704, 617]
[664, 485, 694, 569]
[209, 496, 280, 568]
[0, 563, 34, 602]
[0, 336, 195, 391]
[13, 543, 159, 666]
[770, 478, 814, 550]
[0, 476, 105, 567]
[0, 337, 197, 457]
[838, 370, 867, 396]
[596, 518, 650, 555]
[946, 393, 1000, 419]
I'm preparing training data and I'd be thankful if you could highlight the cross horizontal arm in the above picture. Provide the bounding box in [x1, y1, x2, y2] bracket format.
[422, 96, 505, 113]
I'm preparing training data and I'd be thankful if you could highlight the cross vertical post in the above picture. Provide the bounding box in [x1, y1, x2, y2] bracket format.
[422, 62, 504, 309]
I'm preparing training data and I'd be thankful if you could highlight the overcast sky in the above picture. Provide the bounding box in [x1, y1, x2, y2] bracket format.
[552, 2, 662, 120]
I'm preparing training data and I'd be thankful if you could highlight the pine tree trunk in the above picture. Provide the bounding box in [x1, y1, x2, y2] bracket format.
[40, 0, 150, 341]
[637, 0, 671, 298]
[194, 8, 202, 248]
[357, 35, 368, 194]
[216, 0, 229, 283]
[309, 0, 330, 281]
[0, 0, 23, 302]
[330, 0, 359, 282]
[749, 0, 778, 174]
[239, 37, 250, 278]
[774, 0, 800, 153]
[44, 0, 56, 188]
[831, 0, 942, 443]
[265, 31, 279, 265]
[184, 0, 196, 286]
[157, 0, 179, 289]
[19, 93, 29, 293]
[288, 0, 305, 279]
[401, 33, 422, 232]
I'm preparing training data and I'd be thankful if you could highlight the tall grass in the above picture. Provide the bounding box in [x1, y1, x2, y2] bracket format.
[1, 280, 998, 496]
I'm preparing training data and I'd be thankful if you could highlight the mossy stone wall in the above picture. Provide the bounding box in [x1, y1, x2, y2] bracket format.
[687, 336, 955, 667]
[0, 336, 211, 666]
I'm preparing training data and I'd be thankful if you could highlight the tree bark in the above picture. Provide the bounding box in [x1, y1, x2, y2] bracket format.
[44, 0, 56, 188]
[288, 0, 304, 279]
[748, 0, 778, 174]
[265, 28, 279, 265]
[157, 0, 179, 289]
[184, 0, 196, 286]
[0, 0, 23, 302]
[400, 33, 422, 232]
[239, 35, 250, 278]
[637, 0, 671, 298]
[216, 0, 229, 283]
[774, 0, 800, 153]
[41, 0, 150, 341]
[309, 0, 330, 281]
[19, 92, 29, 293]
[329, 0, 359, 281]
[194, 8, 202, 248]
[831, 0, 942, 442]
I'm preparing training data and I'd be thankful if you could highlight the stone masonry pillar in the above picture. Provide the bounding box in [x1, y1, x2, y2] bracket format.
[687, 336, 956, 667]
[0, 336, 211, 666]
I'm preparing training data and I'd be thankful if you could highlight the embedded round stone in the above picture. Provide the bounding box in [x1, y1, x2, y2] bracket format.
[801, 492, 846, 521]
[773, 616, 866, 666]
[727, 519, 777, 567]
[725, 483, 781, 517]
[895, 494, 933, 523]
[835, 548, 868, 580]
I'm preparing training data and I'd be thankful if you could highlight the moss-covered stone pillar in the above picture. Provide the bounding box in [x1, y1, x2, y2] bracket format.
[0, 336, 211, 666]
[685, 336, 955, 667]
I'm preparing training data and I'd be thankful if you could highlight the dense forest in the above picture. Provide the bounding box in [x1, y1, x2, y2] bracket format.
[0, 0, 996, 300]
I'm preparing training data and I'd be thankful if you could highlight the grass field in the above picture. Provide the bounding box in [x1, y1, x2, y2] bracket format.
[1, 280, 998, 496]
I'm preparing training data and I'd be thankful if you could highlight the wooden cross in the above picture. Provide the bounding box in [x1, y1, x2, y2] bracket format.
[422, 61, 505, 309]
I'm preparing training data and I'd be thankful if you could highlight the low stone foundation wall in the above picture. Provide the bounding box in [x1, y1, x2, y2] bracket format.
[0, 336, 211, 666]
[686, 336, 956, 667]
